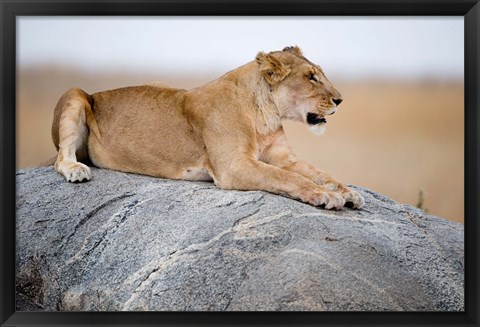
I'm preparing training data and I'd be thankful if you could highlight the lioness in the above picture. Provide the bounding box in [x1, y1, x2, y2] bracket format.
[51, 46, 364, 210]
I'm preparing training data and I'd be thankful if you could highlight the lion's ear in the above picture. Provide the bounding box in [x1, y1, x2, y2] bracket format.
[255, 52, 291, 85]
[282, 46, 303, 57]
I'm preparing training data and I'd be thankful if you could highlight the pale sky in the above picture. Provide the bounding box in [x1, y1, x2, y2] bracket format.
[17, 16, 464, 79]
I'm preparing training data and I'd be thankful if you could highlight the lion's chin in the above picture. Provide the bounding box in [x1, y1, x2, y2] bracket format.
[308, 123, 326, 136]
[305, 112, 327, 136]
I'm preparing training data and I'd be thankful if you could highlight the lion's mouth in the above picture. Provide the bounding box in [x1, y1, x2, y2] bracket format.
[306, 112, 327, 125]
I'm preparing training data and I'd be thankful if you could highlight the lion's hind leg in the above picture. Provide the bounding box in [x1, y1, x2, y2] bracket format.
[52, 88, 92, 182]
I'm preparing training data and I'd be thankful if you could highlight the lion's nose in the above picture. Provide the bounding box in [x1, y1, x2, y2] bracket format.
[332, 98, 343, 106]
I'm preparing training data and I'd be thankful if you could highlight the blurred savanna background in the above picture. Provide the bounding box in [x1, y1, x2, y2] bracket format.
[17, 17, 464, 223]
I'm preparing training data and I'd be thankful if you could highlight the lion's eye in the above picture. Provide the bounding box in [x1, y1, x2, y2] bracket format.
[308, 74, 319, 82]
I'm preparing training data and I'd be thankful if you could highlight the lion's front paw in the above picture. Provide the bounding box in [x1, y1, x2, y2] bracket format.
[303, 190, 345, 210]
[55, 161, 92, 182]
[324, 192, 346, 210]
[341, 189, 365, 209]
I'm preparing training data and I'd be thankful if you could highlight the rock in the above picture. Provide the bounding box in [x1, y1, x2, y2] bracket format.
[15, 167, 464, 311]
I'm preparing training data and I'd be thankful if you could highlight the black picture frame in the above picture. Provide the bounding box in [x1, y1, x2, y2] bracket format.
[1, 1, 478, 326]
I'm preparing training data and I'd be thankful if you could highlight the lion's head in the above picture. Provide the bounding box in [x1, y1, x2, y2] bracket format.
[256, 46, 343, 135]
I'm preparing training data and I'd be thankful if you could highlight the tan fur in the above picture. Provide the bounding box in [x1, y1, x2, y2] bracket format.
[51, 46, 364, 210]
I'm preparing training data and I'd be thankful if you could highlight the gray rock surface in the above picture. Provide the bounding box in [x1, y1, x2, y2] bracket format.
[16, 167, 464, 311]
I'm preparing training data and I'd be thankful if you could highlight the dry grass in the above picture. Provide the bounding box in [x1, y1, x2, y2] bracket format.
[17, 67, 464, 223]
